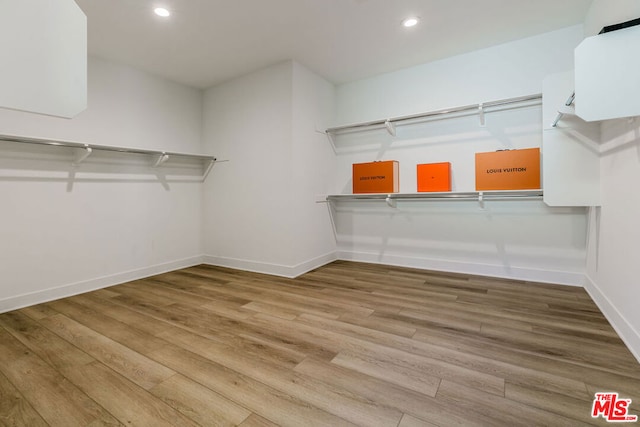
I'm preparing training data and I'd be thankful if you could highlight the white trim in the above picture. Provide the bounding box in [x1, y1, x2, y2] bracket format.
[336, 250, 584, 286]
[203, 251, 337, 279]
[0, 255, 204, 314]
[584, 274, 640, 364]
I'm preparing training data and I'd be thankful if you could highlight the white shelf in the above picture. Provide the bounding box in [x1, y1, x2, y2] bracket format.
[327, 190, 543, 207]
[325, 94, 542, 136]
[0, 133, 220, 180]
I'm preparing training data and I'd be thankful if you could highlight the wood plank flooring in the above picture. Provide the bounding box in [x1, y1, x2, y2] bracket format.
[1, 260, 639, 426]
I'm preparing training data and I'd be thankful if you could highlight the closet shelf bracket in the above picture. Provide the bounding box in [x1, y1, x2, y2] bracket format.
[384, 120, 397, 136]
[153, 153, 170, 168]
[565, 92, 575, 107]
[73, 145, 92, 166]
[325, 131, 338, 153]
[385, 195, 397, 208]
[551, 92, 576, 128]
[203, 158, 217, 181]
[478, 103, 485, 126]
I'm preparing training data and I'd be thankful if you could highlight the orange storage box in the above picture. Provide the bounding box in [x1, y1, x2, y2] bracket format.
[352, 160, 399, 193]
[417, 162, 451, 192]
[475, 148, 540, 190]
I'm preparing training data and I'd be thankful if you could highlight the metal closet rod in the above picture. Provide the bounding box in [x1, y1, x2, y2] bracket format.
[0, 133, 217, 162]
[326, 93, 542, 134]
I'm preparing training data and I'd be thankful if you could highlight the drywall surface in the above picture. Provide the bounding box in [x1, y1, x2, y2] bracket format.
[202, 62, 297, 273]
[582, 0, 640, 363]
[0, 56, 205, 312]
[0, 56, 203, 153]
[586, 118, 640, 361]
[202, 61, 337, 276]
[330, 26, 588, 285]
[335, 25, 584, 125]
[584, 0, 640, 37]
[290, 62, 338, 268]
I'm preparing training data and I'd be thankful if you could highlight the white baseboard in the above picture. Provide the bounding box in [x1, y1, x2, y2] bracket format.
[203, 251, 337, 279]
[0, 255, 204, 314]
[584, 274, 640, 363]
[336, 250, 584, 286]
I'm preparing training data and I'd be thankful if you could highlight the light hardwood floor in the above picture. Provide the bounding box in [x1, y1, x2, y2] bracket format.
[1, 261, 639, 426]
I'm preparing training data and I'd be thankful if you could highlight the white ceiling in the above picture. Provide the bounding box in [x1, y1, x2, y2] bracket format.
[74, 0, 593, 89]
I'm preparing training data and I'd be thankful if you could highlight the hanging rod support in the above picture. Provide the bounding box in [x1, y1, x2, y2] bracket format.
[384, 120, 396, 136]
[202, 158, 216, 181]
[385, 195, 397, 208]
[154, 153, 169, 167]
[73, 145, 92, 166]
[551, 111, 563, 128]
[325, 130, 337, 153]
[478, 103, 485, 126]
[565, 92, 576, 106]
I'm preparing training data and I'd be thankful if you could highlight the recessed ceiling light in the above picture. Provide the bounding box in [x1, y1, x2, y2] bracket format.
[402, 17, 419, 28]
[154, 7, 170, 17]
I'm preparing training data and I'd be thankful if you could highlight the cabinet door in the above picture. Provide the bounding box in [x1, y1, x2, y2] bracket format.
[575, 25, 640, 122]
[543, 71, 601, 207]
[0, 0, 87, 118]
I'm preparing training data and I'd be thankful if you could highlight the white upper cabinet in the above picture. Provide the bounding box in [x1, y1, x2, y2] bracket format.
[575, 24, 640, 122]
[0, 0, 87, 118]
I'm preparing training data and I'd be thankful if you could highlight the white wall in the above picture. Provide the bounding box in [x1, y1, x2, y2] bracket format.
[0, 56, 205, 312]
[290, 62, 338, 270]
[586, 119, 640, 360]
[330, 26, 589, 285]
[336, 25, 584, 125]
[582, 0, 640, 363]
[202, 61, 336, 277]
[0, 56, 203, 153]
[202, 61, 296, 274]
[584, 0, 640, 37]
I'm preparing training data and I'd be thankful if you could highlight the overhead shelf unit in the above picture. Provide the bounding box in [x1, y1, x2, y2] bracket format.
[575, 23, 640, 122]
[325, 94, 542, 139]
[325, 94, 544, 200]
[0, 133, 219, 181]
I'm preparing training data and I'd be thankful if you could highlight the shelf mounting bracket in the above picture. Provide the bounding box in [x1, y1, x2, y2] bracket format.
[384, 119, 396, 136]
[73, 145, 92, 166]
[551, 111, 563, 128]
[385, 195, 397, 208]
[478, 191, 485, 209]
[325, 131, 338, 153]
[565, 92, 575, 106]
[154, 153, 169, 168]
[202, 158, 216, 181]
[478, 103, 485, 126]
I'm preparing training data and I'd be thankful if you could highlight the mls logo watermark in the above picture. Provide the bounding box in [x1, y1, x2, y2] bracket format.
[592, 392, 638, 422]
